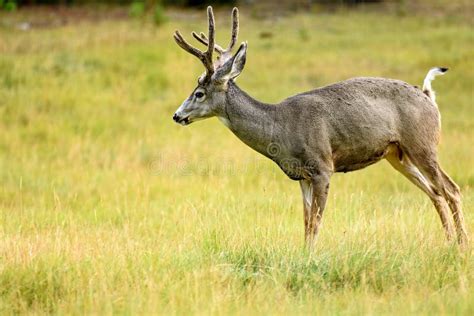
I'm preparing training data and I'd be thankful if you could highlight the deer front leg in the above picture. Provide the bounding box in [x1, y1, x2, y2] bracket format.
[299, 179, 313, 241]
[306, 171, 332, 249]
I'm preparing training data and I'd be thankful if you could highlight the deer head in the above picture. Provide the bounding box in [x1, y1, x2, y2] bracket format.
[172, 7, 247, 125]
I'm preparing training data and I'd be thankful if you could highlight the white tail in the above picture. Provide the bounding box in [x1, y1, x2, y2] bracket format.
[423, 67, 448, 102]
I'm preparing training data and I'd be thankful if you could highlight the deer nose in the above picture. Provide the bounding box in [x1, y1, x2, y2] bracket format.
[173, 113, 180, 122]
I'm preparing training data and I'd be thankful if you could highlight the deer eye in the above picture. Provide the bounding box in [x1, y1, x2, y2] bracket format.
[195, 91, 205, 99]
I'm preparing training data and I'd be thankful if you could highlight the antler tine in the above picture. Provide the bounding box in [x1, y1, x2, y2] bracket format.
[191, 31, 208, 46]
[228, 7, 239, 52]
[173, 7, 218, 78]
[205, 6, 215, 61]
[173, 31, 205, 61]
[192, 7, 240, 58]
[192, 31, 225, 54]
[173, 7, 241, 79]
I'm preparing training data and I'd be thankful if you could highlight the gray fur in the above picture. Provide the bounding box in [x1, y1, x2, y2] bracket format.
[223, 77, 439, 179]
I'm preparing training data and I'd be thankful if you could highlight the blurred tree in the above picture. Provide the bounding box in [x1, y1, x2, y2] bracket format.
[13, 0, 384, 6]
[14, 0, 236, 5]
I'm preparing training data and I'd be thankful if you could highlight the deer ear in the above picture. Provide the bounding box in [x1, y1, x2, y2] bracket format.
[228, 42, 247, 79]
[212, 42, 247, 83]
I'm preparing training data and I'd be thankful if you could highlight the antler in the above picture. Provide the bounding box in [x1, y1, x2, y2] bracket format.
[173, 6, 216, 82]
[192, 7, 239, 61]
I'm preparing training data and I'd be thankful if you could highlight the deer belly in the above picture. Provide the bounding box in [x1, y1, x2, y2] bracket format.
[333, 146, 389, 173]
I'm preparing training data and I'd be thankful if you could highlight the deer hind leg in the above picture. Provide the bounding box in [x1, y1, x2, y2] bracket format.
[413, 157, 469, 246]
[385, 147, 455, 241]
[438, 168, 468, 245]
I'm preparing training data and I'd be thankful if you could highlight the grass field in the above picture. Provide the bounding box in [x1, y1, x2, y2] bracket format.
[0, 3, 473, 314]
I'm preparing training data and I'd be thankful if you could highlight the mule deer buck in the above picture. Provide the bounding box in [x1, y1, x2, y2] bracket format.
[172, 7, 468, 247]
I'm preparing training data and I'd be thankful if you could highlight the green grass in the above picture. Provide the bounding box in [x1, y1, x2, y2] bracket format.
[0, 5, 473, 315]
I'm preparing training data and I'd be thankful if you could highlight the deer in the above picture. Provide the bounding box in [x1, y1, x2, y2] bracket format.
[172, 6, 468, 248]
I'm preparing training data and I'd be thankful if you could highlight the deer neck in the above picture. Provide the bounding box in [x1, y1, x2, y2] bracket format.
[219, 81, 280, 159]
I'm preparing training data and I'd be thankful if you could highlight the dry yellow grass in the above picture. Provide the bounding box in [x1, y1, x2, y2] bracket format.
[0, 4, 473, 315]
